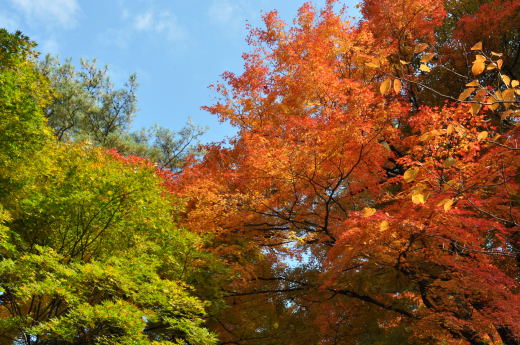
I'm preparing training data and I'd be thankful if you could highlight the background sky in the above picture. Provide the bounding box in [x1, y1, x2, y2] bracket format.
[0, 0, 359, 143]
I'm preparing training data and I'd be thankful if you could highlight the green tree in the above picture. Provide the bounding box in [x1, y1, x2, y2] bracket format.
[39, 56, 205, 170]
[0, 29, 223, 345]
[0, 29, 52, 173]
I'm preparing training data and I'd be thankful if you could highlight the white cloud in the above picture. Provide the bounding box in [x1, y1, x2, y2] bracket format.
[208, 0, 238, 24]
[133, 10, 185, 41]
[39, 37, 60, 54]
[8, 0, 80, 29]
[207, 0, 253, 34]
[0, 11, 20, 31]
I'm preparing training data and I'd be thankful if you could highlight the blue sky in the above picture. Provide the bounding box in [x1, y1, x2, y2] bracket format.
[0, 0, 359, 143]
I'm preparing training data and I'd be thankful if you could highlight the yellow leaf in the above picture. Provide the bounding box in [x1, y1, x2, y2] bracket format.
[458, 88, 475, 101]
[487, 96, 500, 111]
[446, 124, 454, 134]
[403, 166, 420, 182]
[420, 53, 435, 63]
[497, 59, 503, 69]
[477, 131, 488, 141]
[471, 41, 482, 51]
[365, 62, 380, 68]
[437, 198, 454, 212]
[419, 64, 431, 73]
[412, 192, 425, 204]
[502, 89, 515, 108]
[365, 57, 380, 69]
[491, 51, 503, 57]
[361, 207, 376, 217]
[465, 80, 479, 87]
[487, 64, 496, 70]
[394, 79, 402, 94]
[512, 80, 519, 88]
[380, 220, 389, 231]
[470, 102, 482, 115]
[414, 43, 429, 54]
[472, 60, 485, 75]
[380, 79, 392, 95]
[501, 74, 511, 86]
[475, 54, 486, 62]
[399, 60, 410, 65]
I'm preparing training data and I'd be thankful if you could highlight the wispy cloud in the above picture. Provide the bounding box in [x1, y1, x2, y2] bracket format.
[0, 11, 20, 31]
[208, 0, 239, 24]
[8, 0, 80, 29]
[133, 10, 185, 41]
[207, 0, 254, 34]
[39, 37, 60, 54]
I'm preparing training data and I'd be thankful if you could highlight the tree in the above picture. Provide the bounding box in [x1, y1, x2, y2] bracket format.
[176, 1, 520, 344]
[0, 145, 222, 345]
[0, 29, 52, 174]
[0, 29, 223, 345]
[38, 55, 137, 144]
[39, 56, 205, 170]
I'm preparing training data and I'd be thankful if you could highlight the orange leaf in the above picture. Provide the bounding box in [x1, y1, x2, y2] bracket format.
[420, 53, 435, 63]
[471, 41, 482, 51]
[501, 74, 511, 86]
[419, 64, 431, 73]
[380, 79, 392, 95]
[458, 88, 475, 101]
[472, 60, 485, 75]
[414, 43, 429, 54]
[394, 79, 402, 94]
[361, 207, 376, 217]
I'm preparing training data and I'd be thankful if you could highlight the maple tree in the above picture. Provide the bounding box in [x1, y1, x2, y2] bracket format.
[0, 30, 224, 345]
[175, 1, 520, 344]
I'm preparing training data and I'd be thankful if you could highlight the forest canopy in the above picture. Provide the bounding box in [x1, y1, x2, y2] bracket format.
[0, 0, 519, 344]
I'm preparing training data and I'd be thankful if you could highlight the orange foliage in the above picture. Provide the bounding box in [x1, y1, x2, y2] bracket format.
[176, 1, 520, 344]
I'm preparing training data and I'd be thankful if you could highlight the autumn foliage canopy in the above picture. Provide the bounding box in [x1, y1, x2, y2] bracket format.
[175, 0, 520, 344]
[1, 0, 519, 344]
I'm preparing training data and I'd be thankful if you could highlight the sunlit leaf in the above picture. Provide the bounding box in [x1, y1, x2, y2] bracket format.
[470, 41, 482, 50]
[477, 131, 488, 141]
[394, 79, 402, 94]
[420, 53, 435, 63]
[471, 60, 485, 75]
[403, 166, 420, 182]
[458, 88, 475, 101]
[412, 192, 425, 204]
[437, 198, 454, 212]
[361, 207, 376, 217]
[470, 102, 482, 115]
[419, 64, 431, 72]
[501, 74, 511, 86]
[487, 96, 500, 111]
[380, 79, 392, 95]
